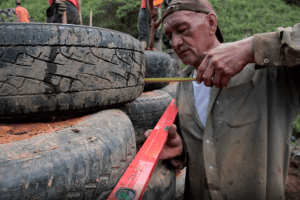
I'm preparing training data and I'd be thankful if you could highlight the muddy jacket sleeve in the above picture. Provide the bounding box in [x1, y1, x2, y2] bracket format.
[254, 23, 300, 67]
[254, 23, 300, 108]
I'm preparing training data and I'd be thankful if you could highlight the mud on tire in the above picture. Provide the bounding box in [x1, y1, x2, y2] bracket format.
[0, 23, 145, 118]
[0, 109, 136, 200]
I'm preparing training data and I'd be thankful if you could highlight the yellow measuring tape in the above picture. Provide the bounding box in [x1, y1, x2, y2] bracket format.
[144, 78, 196, 83]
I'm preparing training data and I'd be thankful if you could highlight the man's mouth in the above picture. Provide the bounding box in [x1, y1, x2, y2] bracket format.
[178, 50, 188, 57]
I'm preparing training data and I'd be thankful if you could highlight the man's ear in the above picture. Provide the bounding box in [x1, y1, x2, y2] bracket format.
[207, 13, 218, 36]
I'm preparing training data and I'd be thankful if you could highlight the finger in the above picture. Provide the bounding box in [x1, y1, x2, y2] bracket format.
[58, 5, 66, 9]
[166, 133, 183, 148]
[144, 129, 153, 138]
[220, 75, 231, 87]
[166, 125, 183, 148]
[196, 55, 209, 84]
[167, 124, 177, 139]
[202, 62, 215, 87]
[160, 146, 182, 160]
[212, 70, 223, 88]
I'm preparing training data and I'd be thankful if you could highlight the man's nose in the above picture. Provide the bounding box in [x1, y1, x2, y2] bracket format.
[171, 34, 183, 51]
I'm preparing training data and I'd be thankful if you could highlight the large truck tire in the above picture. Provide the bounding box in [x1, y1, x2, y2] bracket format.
[142, 160, 176, 200]
[0, 109, 136, 200]
[0, 23, 145, 118]
[144, 51, 177, 91]
[121, 90, 173, 144]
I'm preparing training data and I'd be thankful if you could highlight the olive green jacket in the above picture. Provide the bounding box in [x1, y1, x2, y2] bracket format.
[174, 24, 300, 200]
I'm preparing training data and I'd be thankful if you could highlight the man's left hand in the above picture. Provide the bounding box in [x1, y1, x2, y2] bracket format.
[150, 7, 158, 20]
[55, 0, 67, 15]
[195, 37, 255, 88]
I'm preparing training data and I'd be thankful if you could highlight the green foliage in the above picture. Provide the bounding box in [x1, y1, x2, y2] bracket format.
[0, 13, 17, 22]
[209, 0, 300, 42]
[80, 0, 140, 36]
[0, 13, 7, 21]
[1, 14, 8, 22]
[282, 0, 299, 6]
[0, 0, 299, 39]
[293, 116, 300, 138]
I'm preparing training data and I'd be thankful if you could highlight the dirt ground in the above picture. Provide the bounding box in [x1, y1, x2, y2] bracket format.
[0, 115, 87, 144]
[285, 156, 300, 200]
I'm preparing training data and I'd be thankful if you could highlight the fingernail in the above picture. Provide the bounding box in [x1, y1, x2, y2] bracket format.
[197, 81, 200, 84]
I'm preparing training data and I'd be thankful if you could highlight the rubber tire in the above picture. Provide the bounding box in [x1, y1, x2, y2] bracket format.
[175, 167, 186, 200]
[0, 109, 137, 200]
[160, 82, 178, 99]
[142, 160, 176, 200]
[0, 23, 145, 118]
[144, 51, 177, 91]
[4, 8, 13, 17]
[121, 90, 173, 144]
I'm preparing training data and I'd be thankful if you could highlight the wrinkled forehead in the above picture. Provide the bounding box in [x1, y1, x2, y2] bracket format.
[163, 10, 206, 32]
[162, 0, 216, 22]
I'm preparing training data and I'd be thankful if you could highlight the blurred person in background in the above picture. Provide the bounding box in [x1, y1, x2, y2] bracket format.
[162, 0, 181, 75]
[46, 0, 80, 24]
[162, 0, 172, 50]
[15, 0, 30, 23]
[138, 0, 162, 51]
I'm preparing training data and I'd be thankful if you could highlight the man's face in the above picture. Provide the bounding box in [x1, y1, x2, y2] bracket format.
[164, 11, 213, 67]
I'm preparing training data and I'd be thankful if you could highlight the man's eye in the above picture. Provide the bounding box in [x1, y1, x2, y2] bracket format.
[177, 28, 187, 34]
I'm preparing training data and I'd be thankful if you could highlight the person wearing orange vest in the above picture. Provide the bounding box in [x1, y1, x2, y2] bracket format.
[15, 1, 30, 23]
[46, 0, 80, 24]
[138, 0, 162, 50]
[48, 0, 78, 9]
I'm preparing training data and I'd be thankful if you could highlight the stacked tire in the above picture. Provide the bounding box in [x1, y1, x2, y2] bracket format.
[0, 23, 178, 199]
[0, 110, 137, 199]
[0, 23, 144, 118]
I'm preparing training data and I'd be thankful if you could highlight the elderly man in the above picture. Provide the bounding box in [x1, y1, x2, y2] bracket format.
[145, 0, 300, 199]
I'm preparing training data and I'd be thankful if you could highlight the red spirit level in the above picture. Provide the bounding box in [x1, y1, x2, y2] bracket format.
[107, 99, 178, 200]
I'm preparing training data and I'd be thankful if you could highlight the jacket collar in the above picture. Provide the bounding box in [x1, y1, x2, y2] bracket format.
[181, 65, 221, 116]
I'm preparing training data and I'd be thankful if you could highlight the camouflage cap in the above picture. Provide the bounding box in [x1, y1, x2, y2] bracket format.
[162, 0, 224, 43]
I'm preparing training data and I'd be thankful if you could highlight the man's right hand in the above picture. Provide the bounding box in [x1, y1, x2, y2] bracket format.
[144, 124, 183, 160]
